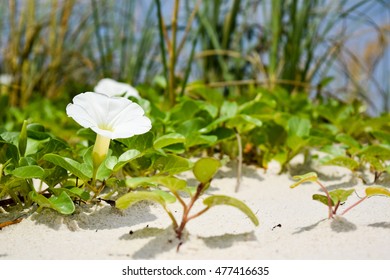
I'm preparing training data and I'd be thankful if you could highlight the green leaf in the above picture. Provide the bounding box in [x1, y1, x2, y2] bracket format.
[125, 177, 157, 189]
[18, 120, 28, 157]
[42, 166, 68, 187]
[43, 153, 93, 180]
[287, 116, 311, 138]
[363, 156, 385, 172]
[312, 194, 334, 206]
[335, 133, 361, 149]
[286, 135, 308, 151]
[154, 154, 193, 175]
[324, 156, 359, 171]
[29, 191, 75, 215]
[119, 132, 154, 153]
[359, 146, 390, 160]
[203, 195, 259, 226]
[125, 176, 187, 192]
[372, 131, 390, 143]
[193, 158, 221, 183]
[226, 115, 262, 131]
[68, 187, 90, 201]
[11, 165, 45, 179]
[113, 149, 142, 171]
[51, 187, 90, 201]
[152, 189, 176, 203]
[365, 186, 390, 198]
[185, 134, 218, 148]
[290, 172, 318, 188]
[0, 140, 19, 164]
[153, 133, 186, 150]
[220, 101, 238, 118]
[329, 189, 354, 203]
[170, 100, 200, 121]
[176, 118, 207, 137]
[116, 191, 166, 210]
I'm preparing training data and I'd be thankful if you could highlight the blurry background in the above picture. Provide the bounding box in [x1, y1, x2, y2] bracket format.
[0, 0, 388, 114]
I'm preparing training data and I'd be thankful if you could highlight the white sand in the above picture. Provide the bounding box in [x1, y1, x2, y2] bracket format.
[1, 159, 389, 260]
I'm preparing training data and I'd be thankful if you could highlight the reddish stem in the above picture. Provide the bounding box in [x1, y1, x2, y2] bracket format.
[340, 196, 368, 216]
[316, 180, 334, 219]
[175, 182, 205, 240]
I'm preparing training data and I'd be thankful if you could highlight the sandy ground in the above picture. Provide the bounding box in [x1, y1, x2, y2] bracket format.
[1, 159, 389, 260]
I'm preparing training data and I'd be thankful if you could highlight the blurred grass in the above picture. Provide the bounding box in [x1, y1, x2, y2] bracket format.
[0, 0, 388, 115]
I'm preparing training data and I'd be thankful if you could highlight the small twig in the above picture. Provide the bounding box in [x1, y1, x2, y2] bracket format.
[0, 217, 23, 229]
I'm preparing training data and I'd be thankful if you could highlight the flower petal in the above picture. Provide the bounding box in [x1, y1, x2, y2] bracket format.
[68, 92, 110, 127]
[94, 78, 140, 98]
[66, 91, 151, 139]
[111, 116, 152, 138]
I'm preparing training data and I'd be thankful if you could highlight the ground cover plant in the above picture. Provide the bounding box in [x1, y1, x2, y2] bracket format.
[0, 0, 389, 251]
[290, 172, 390, 219]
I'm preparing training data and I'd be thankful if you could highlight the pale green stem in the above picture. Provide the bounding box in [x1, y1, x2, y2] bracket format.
[92, 134, 111, 170]
[91, 134, 111, 197]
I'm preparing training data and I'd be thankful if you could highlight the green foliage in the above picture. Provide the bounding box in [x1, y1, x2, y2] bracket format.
[365, 186, 390, 198]
[203, 195, 259, 226]
[0, 0, 389, 250]
[290, 172, 318, 189]
[29, 191, 75, 215]
[292, 172, 390, 218]
[115, 157, 259, 244]
[43, 154, 93, 181]
[193, 158, 221, 184]
[313, 189, 355, 207]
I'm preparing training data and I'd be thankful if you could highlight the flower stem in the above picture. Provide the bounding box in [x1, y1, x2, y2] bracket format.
[92, 134, 111, 171]
[91, 134, 111, 198]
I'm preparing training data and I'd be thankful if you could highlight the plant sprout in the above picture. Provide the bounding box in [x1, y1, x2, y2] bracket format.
[290, 172, 390, 218]
[115, 157, 259, 250]
[94, 78, 140, 99]
[66, 92, 151, 195]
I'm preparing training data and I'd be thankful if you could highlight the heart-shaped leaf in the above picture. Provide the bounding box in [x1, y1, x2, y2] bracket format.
[193, 158, 221, 183]
[313, 194, 334, 206]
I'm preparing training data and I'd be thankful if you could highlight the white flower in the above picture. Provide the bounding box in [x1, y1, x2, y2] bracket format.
[94, 78, 140, 99]
[66, 92, 151, 169]
[0, 74, 12, 85]
[66, 92, 151, 139]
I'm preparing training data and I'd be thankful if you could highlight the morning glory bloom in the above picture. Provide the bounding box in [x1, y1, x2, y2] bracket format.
[94, 78, 140, 99]
[0, 74, 12, 85]
[66, 92, 151, 170]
